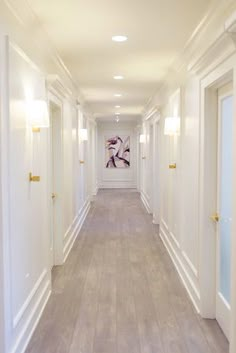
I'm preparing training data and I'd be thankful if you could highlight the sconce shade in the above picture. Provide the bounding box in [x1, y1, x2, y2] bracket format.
[164, 117, 180, 136]
[139, 134, 145, 143]
[80, 128, 88, 141]
[28, 100, 49, 128]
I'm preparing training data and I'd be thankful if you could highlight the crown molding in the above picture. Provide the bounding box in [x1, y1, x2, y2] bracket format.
[173, 0, 236, 73]
[3, 0, 84, 102]
[187, 10, 236, 76]
[47, 74, 74, 100]
[187, 31, 235, 76]
[225, 10, 236, 47]
[145, 1, 236, 111]
[143, 106, 160, 122]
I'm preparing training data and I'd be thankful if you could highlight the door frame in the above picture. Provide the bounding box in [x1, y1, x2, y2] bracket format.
[215, 83, 233, 339]
[199, 54, 236, 350]
[0, 35, 10, 353]
[48, 91, 64, 266]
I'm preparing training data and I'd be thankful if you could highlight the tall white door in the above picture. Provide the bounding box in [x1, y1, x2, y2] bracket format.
[215, 83, 233, 339]
[50, 102, 63, 266]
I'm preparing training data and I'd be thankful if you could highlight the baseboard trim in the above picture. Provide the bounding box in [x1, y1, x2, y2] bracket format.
[11, 274, 51, 353]
[159, 222, 200, 313]
[99, 183, 137, 189]
[141, 191, 151, 214]
[13, 269, 47, 328]
[63, 199, 91, 262]
[92, 187, 98, 196]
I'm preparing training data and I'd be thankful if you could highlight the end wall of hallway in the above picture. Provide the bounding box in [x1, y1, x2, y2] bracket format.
[97, 122, 138, 189]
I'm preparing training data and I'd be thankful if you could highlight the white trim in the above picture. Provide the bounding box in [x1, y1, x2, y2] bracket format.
[161, 220, 180, 250]
[169, 231, 180, 249]
[160, 224, 200, 313]
[215, 84, 233, 341]
[63, 199, 91, 262]
[48, 91, 64, 267]
[47, 75, 74, 101]
[64, 214, 78, 240]
[99, 183, 137, 189]
[182, 251, 198, 277]
[229, 63, 236, 353]
[141, 190, 151, 214]
[13, 269, 47, 328]
[10, 278, 51, 353]
[92, 185, 98, 196]
[225, 10, 236, 34]
[0, 35, 11, 353]
[144, 107, 160, 121]
[9, 41, 42, 74]
[101, 178, 133, 182]
[199, 54, 235, 321]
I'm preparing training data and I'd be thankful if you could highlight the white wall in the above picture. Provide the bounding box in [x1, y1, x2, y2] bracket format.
[6, 42, 52, 353]
[97, 122, 137, 189]
[140, 4, 236, 353]
[158, 85, 200, 308]
[0, 2, 97, 353]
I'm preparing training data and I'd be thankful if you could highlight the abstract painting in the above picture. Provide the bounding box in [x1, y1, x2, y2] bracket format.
[105, 135, 130, 168]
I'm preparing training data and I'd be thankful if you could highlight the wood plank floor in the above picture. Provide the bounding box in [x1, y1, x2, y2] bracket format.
[25, 189, 229, 353]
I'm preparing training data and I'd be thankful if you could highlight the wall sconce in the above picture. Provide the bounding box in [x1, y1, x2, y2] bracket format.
[79, 128, 88, 141]
[139, 134, 145, 143]
[28, 100, 49, 132]
[164, 117, 180, 136]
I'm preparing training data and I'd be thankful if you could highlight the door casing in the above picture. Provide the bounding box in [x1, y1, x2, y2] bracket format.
[215, 83, 233, 339]
[199, 54, 236, 352]
[48, 93, 64, 266]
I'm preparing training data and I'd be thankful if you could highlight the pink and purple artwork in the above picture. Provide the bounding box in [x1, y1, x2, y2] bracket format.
[105, 135, 130, 168]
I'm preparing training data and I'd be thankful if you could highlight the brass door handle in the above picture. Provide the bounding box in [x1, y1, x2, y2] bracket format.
[29, 173, 40, 182]
[79, 160, 85, 164]
[211, 213, 220, 222]
[51, 193, 57, 199]
[169, 163, 176, 169]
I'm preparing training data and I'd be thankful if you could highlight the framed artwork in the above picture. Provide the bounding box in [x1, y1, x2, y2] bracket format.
[105, 135, 130, 168]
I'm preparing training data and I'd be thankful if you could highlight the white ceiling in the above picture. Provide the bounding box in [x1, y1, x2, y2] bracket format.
[27, 0, 215, 121]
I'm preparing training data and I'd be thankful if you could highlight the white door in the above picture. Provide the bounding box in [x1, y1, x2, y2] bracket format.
[50, 102, 63, 266]
[149, 124, 154, 213]
[215, 83, 233, 339]
[152, 119, 161, 225]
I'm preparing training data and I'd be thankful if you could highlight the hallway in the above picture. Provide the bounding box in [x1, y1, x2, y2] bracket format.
[26, 190, 228, 353]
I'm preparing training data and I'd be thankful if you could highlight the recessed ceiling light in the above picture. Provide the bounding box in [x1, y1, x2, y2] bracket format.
[114, 94, 122, 97]
[113, 75, 124, 80]
[112, 35, 128, 42]
[115, 105, 120, 108]
[116, 112, 120, 115]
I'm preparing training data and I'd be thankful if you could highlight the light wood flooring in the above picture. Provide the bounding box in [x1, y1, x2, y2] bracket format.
[25, 189, 229, 353]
